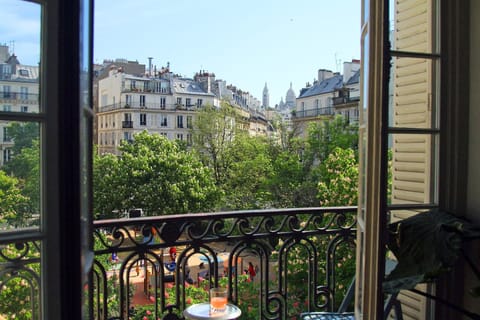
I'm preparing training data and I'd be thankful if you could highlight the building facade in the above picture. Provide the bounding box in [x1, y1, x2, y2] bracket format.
[96, 67, 216, 154]
[96, 66, 269, 154]
[292, 60, 360, 137]
[0, 45, 40, 166]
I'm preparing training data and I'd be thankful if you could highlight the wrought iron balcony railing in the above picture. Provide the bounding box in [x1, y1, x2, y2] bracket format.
[292, 107, 334, 119]
[91, 207, 357, 320]
[0, 207, 356, 320]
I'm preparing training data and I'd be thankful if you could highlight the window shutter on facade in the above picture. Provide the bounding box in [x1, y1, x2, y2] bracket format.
[391, 0, 435, 318]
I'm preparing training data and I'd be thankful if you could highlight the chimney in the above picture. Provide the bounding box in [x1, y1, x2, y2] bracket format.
[148, 57, 153, 77]
[317, 69, 334, 82]
[343, 60, 360, 84]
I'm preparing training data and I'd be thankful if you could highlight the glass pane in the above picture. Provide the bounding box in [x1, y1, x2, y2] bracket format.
[388, 133, 439, 206]
[0, 121, 41, 231]
[0, 240, 41, 319]
[389, 57, 439, 129]
[0, 0, 41, 113]
[390, 0, 440, 54]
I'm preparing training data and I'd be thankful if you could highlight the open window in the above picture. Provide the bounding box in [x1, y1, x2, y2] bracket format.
[0, 0, 93, 319]
[358, 0, 472, 319]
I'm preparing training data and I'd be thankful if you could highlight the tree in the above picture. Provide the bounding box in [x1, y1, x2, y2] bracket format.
[93, 131, 220, 218]
[305, 116, 358, 166]
[221, 133, 273, 210]
[316, 147, 358, 206]
[0, 170, 32, 228]
[5, 122, 39, 156]
[3, 140, 40, 215]
[93, 152, 126, 219]
[192, 101, 239, 186]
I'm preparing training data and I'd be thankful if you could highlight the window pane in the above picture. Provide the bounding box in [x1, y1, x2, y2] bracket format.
[0, 240, 41, 319]
[389, 57, 439, 129]
[0, 121, 41, 231]
[0, 0, 41, 113]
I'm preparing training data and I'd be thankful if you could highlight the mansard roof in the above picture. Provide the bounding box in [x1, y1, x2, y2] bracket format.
[298, 74, 343, 98]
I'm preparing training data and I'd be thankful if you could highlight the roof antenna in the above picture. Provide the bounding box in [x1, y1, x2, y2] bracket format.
[335, 52, 342, 73]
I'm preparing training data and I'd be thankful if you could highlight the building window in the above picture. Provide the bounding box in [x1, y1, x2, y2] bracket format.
[176, 133, 183, 140]
[3, 105, 11, 112]
[21, 106, 28, 112]
[2, 85, 11, 98]
[3, 149, 11, 163]
[112, 132, 116, 145]
[160, 132, 167, 138]
[197, 98, 203, 107]
[315, 99, 319, 108]
[176, 97, 182, 105]
[19, 69, 29, 77]
[20, 87, 29, 100]
[186, 115, 193, 129]
[187, 133, 193, 146]
[160, 97, 166, 109]
[124, 113, 131, 121]
[160, 115, 168, 127]
[177, 115, 184, 128]
[140, 113, 147, 126]
[186, 98, 191, 107]
[130, 80, 136, 89]
[140, 95, 145, 107]
[3, 127, 10, 142]
[125, 94, 131, 106]
[2, 64, 11, 75]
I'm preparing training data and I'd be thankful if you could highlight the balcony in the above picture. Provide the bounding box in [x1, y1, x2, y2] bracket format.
[122, 120, 133, 128]
[332, 96, 360, 106]
[99, 103, 184, 113]
[89, 207, 356, 319]
[293, 107, 334, 119]
[0, 92, 39, 104]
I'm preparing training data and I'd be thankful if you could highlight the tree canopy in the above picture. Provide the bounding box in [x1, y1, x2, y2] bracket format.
[93, 131, 220, 219]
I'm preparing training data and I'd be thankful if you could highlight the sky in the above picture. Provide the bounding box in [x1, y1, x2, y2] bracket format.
[1, 0, 361, 106]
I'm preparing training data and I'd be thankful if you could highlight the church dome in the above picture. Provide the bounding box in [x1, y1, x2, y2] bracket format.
[285, 82, 296, 107]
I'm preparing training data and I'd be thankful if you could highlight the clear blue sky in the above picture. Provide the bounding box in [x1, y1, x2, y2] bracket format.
[1, 0, 361, 106]
[94, 0, 361, 105]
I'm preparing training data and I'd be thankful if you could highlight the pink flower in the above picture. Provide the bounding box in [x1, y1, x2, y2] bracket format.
[146, 310, 152, 315]
[186, 298, 192, 305]
[293, 301, 299, 308]
[143, 317, 148, 320]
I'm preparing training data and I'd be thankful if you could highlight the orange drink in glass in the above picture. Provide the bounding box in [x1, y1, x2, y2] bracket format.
[210, 288, 227, 313]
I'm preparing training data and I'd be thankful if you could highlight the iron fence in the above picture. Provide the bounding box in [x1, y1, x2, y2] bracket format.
[90, 207, 357, 320]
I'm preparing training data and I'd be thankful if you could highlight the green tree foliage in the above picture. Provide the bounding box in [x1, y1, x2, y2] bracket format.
[221, 133, 273, 210]
[305, 115, 358, 166]
[93, 131, 220, 218]
[93, 152, 126, 219]
[192, 101, 238, 186]
[317, 147, 359, 206]
[5, 122, 39, 156]
[2, 122, 41, 217]
[0, 170, 32, 228]
[5, 140, 40, 215]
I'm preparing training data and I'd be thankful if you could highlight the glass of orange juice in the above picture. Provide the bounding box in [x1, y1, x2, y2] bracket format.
[210, 287, 228, 314]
